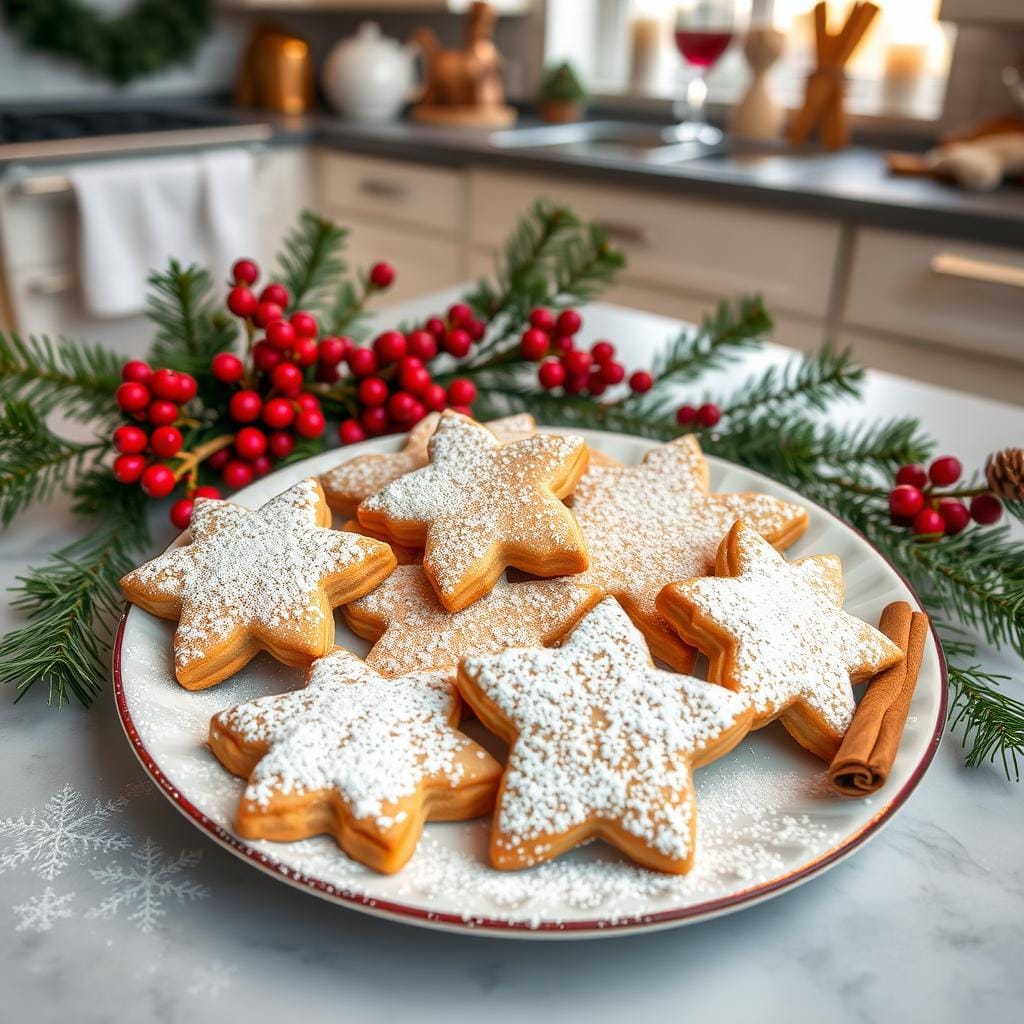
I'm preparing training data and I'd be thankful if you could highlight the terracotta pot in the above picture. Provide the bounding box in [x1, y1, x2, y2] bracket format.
[539, 100, 583, 124]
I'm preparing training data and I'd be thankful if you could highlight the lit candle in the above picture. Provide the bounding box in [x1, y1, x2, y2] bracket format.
[630, 16, 666, 94]
[883, 41, 927, 111]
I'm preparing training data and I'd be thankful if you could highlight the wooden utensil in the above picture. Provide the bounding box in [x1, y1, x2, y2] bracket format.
[788, 2, 878, 149]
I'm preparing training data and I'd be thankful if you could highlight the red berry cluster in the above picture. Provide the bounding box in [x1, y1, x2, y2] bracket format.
[112, 360, 199, 499]
[888, 456, 1003, 538]
[675, 401, 722, 429]
[523, 309, 628, 397]
[336, 299, 486, 445]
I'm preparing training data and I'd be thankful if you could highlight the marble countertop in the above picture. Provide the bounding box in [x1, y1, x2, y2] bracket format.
[3, 298, 1023, 1023]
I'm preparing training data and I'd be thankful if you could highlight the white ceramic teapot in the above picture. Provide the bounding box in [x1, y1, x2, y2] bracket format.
[322, 22, 419, 123]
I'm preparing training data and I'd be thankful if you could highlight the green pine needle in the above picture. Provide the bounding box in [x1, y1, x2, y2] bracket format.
[275, 210, 349, 313]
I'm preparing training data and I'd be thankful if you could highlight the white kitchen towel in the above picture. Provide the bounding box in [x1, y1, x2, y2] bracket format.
[69, 148, 255, 318]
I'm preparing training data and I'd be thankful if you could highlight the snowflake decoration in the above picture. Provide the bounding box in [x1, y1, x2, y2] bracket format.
[0, 784, 129, 881]
[12, 887, 76, 933]
[187, 960, 238, 999]
[86, 838, 210, 933]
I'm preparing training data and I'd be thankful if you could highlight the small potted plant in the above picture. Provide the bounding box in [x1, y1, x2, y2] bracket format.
[537, 62, 587, 124]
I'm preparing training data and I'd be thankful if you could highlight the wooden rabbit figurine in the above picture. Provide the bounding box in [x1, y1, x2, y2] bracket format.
[411, 1, 516, 127]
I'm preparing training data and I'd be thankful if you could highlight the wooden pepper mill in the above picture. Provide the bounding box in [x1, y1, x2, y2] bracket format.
[729, 27, 786, 142]
[788, 1, 878, 149]
[410, 1, 516, 128]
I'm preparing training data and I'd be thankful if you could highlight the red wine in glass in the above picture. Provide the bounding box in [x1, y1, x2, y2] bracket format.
[674, 29, 734, 69]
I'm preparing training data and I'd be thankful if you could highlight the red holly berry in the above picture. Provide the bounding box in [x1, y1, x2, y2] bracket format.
[261, 397, 294, 429]
[252, 454, 273, 477]
[234, 427, 267, 460]
[229, 390, 262, 423]
[292, 336, 318, 367]
[587, 370, 607, 396]
[140, 463, 176, 499]
[912, 507, 945, 536]
[563, 349, 592, 376]
[443, 329, 471, 358]
[551, 334, 574, 354]
[423, 383, 447, 411]
[970, 493, 1003, 525]
[222, 459, 254, 490]
[338, 419, 366, 446]
[121, 360, 152, 385]
[388, 391, 417, 423]
[347, 347, 377, 377]
[447, 303, 473, 328]
[369, 262, 395, 289]
[407, 329, 438, 362]
[169, 498, 194, 531]
[194, 485, 222, 500]
[629, 370, 653, 394]
[539, 359, 566, 390]
[150, 425, 183, 458]
[147, 400, 179, 426]
[676, 405, 698, 426]
[254, 301, 284, 328]
[252, 341, 282, 372]
[317, 336, 348, 365]
[260, 283, 290, 307]
[373, 331, 407, 365]
[929, 456, 962, 487]
[227, 286, 257, 318]
[295, 392, 320, 412]
[425, 317, 446, 338]
[290, 311, 318, 338]
[697, 403, 721, 428]
[529, 308, 556, 332]
[175, 373, 198, 404]
[590, 341, 615, 365]
[520, 328, 549, 361]
[149, 368, 181, 401]
[116, 382, 150, 412]
[358, 376, 389, 407]
[211, 352, 244, 383]
[361, 406, 389, 436]
[113, 425, 147, 454]
[468, 319, 486, 343]
[937, 498, 970, 535]
[564, 373, 587, 396]
[263, 430, 292, 460]
[232, 258, 259, 286]
[294, 408, 326, 438]
[208, 448, 231, 472]
[889, 484, 925, 519]
[447, 378, 477, 406]
[113, 454, 146, 484]
[400, 362, 431, 395]
[266, 319, 296, 351]
[555, 309, 582, 337]
[271, 362, 303, 395]
[895, 464, 928, 489]
[315, 363, 340, 384]
[601, 361, 625, 386]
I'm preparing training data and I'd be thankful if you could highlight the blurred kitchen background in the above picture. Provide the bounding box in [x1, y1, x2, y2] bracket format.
[1, 0, 1022, 402]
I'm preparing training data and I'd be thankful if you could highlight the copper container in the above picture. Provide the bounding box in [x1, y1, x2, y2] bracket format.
[236, 27, 314, 115]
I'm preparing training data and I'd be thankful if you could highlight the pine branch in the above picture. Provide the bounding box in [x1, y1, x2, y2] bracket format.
[550, 225, 626, 308]
[325, 273, 373, 342]
[274, 210, 348, 313]
[0, 468, 149, 707]
[0, 401, 107, 526]
[947, 658, 1024, 781]
[146, 260, 235, 377]
[0, 331, 122, 420]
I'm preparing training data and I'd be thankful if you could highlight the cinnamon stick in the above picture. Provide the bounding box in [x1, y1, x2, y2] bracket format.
[828, 601, 929, 796]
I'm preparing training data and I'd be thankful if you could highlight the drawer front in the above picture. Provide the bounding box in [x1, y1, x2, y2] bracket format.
[317, 151, 466, 237]
[329, 212, 466, 308]
[843, 228, 1024, 363]
[0, 176, 76, 270]
[468, 170, 841, 319]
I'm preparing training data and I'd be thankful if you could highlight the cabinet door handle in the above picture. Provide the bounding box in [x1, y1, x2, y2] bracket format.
[930, 252, 1024, 290]
[26, 271, 75, 296]
[357, 178, 407, 201]
[592, 219, 654, 246]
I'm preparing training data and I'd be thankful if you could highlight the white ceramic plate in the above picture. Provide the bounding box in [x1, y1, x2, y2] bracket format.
[114, 428, 945, 939]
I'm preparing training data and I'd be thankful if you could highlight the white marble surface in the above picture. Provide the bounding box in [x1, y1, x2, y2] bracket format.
[3, 297, 1023, 1023]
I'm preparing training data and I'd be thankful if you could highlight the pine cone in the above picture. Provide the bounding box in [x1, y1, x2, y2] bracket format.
[985, 447, 1024, 500]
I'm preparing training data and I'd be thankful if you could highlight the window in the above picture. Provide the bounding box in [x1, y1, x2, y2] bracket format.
[544, 0, 956, 122]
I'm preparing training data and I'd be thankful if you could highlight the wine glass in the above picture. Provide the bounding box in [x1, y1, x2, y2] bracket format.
[667, 0, 739, 145]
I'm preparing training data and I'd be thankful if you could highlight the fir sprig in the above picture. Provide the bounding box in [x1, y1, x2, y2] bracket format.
[275, 210, 349, 313]
[0, 331, 122, 420]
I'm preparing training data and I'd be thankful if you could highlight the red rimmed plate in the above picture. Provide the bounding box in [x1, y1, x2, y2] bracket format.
[113, 428, 945, 938]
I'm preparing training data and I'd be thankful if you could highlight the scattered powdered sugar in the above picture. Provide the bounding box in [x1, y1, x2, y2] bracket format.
[461, 598, 749, 867]
[665, 523, 902, 731]
[346, 564, 600, 675]
[214, 649, 469, 826]
[359, 412, 586, 597]
[570, 435, 807, 652]
[122, 479, 387, 670]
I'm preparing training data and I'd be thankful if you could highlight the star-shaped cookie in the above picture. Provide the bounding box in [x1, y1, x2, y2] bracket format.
[656, 520, 904, 761]
[120, 479, 396, 690]
[320, 412, 538, 516]
[570, 434, 808, 671]
[358, 411, 590, 612]
[209, 648, 502, 874]
[457, 597, 753, 874]
[343, 564, 603, 676]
